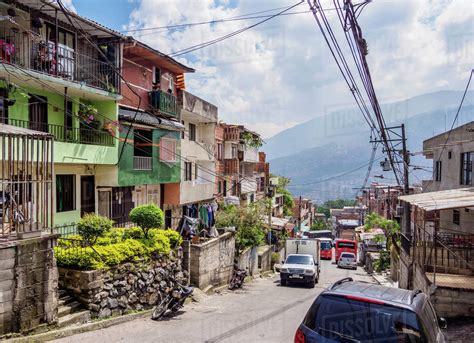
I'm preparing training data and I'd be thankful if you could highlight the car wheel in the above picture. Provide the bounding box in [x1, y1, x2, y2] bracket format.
[281, 279, 287, 286]
[309, 278, 315, 288]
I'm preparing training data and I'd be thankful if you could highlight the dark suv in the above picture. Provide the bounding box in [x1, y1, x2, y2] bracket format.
[295, 278, 446, 343]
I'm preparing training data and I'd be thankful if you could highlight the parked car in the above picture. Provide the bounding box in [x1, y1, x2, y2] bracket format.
[280, 254, 319, 288]
[294, 277, 446, 343]
[337, 252, 357, 270]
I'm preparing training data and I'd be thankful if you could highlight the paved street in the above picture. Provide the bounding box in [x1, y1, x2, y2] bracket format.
[54, 260, 374, 343]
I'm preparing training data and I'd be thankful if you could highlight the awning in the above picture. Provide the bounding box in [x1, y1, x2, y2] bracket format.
[119, 108, 184, 131]
[398, 187, 474, 211]
[0, 123, 53, 137]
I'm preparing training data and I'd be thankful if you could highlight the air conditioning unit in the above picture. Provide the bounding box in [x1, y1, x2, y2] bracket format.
[395, 205, 404, 217]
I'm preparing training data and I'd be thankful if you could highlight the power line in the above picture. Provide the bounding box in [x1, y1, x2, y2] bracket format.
[287, 154, 385, 187]
[169, 1, 305, 57]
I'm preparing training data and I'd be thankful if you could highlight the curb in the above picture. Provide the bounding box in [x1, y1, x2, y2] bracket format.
[7, 310, 154, 342]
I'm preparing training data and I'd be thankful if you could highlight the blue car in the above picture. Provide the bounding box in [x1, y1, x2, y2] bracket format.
[295, 277, 446, 343]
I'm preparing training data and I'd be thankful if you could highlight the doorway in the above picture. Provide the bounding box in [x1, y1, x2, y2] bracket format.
[80, 176, 95, 217]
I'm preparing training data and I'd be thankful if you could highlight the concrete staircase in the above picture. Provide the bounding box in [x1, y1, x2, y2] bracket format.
[57, 289, 90, 328]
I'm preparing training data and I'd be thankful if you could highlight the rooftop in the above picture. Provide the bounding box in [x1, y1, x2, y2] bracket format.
[399, 187, 474, 211]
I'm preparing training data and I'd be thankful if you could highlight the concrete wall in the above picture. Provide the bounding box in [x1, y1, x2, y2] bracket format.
[188, 233, 235, 289]
[237, 247, 258, 276]
[257, 246, 272, 272]
[0, 235, 59, 335]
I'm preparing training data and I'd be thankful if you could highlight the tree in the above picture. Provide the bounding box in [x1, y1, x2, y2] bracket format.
[364, 213, 400, 254]
[77, 213, 113, 245]
[129, 204, 164, 238]
[317, 199, 357, 218]
[310, 220, 329, 231]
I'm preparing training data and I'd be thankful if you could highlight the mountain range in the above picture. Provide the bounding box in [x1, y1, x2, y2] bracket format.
[266, 91, 474, 203]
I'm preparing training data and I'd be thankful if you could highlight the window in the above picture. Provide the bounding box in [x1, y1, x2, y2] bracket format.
[29, 94, 48, 132]
[218, 179, 222, 194]
[434, 160, 442, 182]
[460, 152, 473, 185]
[189, 123, 196, 141]
[448, 151, 452, 159]
[231, 144, 238, 158]
[134, 129, 152, 157]
[184, 162, 193, 181]
[195, 163, 199, 180]
[160, 138, 177, 162]
[453, 209, 460, 225]
[181, 120, 185, 139]
[217, 143, 223, 160]
[56, 175, 75, 212]
[152, 66, 161, 85]
[0, 88, 8, 123]
[168, 75, 174, 93]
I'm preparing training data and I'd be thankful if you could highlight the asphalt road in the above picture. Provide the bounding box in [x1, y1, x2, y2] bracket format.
[54, 259, 375, 343]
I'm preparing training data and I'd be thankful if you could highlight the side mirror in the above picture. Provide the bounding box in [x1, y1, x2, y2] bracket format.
[439, 317, 447, 330]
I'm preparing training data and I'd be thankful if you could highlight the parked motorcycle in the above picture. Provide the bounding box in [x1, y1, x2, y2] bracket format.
[151, 279, 194, 320]
[228, 267, 247, 290]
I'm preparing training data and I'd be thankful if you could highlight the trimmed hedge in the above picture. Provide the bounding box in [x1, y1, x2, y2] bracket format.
[55, 228, 183, 270]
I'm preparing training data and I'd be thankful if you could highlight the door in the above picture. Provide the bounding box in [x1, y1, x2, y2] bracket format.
[98, 190, 111, 218]
[80, 176, 95, 217]
[29, 95, 48, 132]
[111, 186, 134, 226]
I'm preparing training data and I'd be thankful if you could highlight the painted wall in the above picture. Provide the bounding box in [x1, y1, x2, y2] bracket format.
[2, 83, 118, 165]
[118, 125, 181, 186]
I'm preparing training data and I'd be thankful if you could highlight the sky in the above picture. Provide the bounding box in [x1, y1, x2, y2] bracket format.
[65, 0, 473, 138]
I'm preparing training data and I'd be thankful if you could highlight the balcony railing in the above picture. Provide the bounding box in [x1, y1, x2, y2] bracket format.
[0, 26, 119, 93]
[149, 90, 177, 117]
[1, 118, 115, 146]
[133, 156, 152, 170]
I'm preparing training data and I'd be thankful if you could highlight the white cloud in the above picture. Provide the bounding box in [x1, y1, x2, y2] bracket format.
[57, 0, 77, 13]
[124, 0, 473, 138]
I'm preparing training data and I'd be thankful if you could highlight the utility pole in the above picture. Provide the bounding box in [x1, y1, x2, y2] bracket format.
[298, 196, 302, 233]
[401, 124, 411, 239]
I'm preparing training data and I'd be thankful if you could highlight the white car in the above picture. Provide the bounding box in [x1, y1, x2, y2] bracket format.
[338, 252, 357, 270]
[280, 254, 319, 288]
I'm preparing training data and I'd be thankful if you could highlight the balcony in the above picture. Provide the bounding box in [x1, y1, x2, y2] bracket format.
[1, 118, 114, 146]
[0, 27, 120, 94]
[239, 145, 259, 163]
[224, 127, 240, 141]
[178, 90, 217, 122]
[149, 90, 177, 117]
[241, 178, 258, 194]
[133, 156, 152, 170]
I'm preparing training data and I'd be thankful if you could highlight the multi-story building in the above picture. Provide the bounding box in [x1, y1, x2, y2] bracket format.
[256, 152, 270, 200]
[397, 121, 474, 318]
[116, 40, 194, 227]
[292, 197, 315, 232]
[0, 0, 125, 226]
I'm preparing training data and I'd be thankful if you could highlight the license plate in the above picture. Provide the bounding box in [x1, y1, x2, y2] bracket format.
[291, 274, 301, 278]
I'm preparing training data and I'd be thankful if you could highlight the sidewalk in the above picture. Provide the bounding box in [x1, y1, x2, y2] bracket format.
[370, 272, 398, 288]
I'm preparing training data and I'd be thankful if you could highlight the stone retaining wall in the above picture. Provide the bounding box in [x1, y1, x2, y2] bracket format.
[0, 235, 59, 335]
[257, 246, 272, 272]
[58, 251, 184, 318]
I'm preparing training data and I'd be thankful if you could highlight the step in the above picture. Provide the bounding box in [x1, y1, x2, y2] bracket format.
[58, 289, 68, 297]
[58, 310, 91, 328]
[58, 295, 75, 307]
[58, 301, 83, 317]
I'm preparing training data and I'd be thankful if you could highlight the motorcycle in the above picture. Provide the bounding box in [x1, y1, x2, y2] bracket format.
[228, 267, 247, 290]
[151, 279, 194, 320]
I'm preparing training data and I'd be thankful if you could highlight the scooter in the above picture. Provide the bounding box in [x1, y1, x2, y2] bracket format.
[151, 279, 194, 320]
[228, 267, 247, 290]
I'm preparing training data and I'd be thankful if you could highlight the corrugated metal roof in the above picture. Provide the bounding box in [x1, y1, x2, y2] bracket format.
[0, 124, 53, 137]
[399, 187, 474, 211]
[119, 108, 184, 131]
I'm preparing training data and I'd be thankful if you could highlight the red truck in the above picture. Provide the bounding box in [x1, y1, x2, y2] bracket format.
[335, 239, 357, 263]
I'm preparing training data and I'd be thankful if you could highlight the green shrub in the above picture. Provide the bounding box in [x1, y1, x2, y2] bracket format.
[271, 252, 280, 266]
[77, 213, 113, 245]
[55, 226, 177, 270]
[374, 250, 390, 272]
[129, 204, 164, 238]
[236, 225, 264, 251]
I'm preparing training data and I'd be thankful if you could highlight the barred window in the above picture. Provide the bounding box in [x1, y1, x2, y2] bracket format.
[160, 138, 177, 162]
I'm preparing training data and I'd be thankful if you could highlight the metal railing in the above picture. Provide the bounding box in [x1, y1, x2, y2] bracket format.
[0, 26, 119, 93]
[133, 156, 152, 170]
[0, 117, 115, 146]
[149, 90, 177, 117]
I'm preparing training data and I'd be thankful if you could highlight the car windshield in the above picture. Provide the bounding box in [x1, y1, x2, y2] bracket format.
[304, 295, 424, 342]
[321, 242, 332, 250]
[341, 253, 354, 258]
[286, 255, 312, 265]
